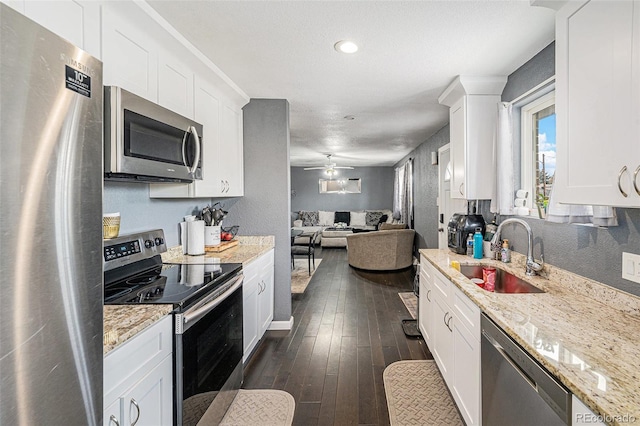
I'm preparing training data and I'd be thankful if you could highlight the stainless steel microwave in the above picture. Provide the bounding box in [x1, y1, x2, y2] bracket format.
[104, 86, 203, 183]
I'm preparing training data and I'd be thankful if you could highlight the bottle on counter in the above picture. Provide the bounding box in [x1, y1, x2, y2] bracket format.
[466, 233, 474, 256]
[473, 227, 483, 259]
[501, 239, 511, 263]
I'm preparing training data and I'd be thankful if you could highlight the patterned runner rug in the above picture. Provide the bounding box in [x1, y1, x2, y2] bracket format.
[218, 389, 295, 426]
[383, 360, 463, 426]
[398, 292, 417, 319]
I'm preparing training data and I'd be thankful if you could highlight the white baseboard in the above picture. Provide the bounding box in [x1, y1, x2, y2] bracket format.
[267, 316, 294, 331]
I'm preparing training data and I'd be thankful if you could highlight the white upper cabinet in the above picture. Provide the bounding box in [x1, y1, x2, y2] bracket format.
[555, 0, 640, 206]
[5, 0, 101, 58]
[101, 4, 159, 102]
[219, 105, 244, 197]
[158, 50, 194, 118]
[439, 76, 507, 200]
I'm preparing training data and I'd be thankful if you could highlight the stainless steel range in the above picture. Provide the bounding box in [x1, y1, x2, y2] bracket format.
[104, 229, 244, 426]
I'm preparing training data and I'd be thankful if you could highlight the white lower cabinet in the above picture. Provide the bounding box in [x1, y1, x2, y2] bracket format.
[242, 249, 275, 362]
[418, 262, 434, 347]
[451, 308, 481, 426]
[419, 255, 481, 426]
[104, 315, 173, 426]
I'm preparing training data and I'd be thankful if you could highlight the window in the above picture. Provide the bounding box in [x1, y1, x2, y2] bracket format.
[521, 91, 556, 218]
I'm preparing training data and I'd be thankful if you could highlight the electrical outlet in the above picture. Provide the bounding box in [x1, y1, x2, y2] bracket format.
[622, 252, 640, 284]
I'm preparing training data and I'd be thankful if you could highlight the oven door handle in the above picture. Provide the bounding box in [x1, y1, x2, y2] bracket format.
[179, 274, 243, 333]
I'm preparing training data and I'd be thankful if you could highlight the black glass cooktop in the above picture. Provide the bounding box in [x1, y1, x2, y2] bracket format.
[104, 256, 242, 307]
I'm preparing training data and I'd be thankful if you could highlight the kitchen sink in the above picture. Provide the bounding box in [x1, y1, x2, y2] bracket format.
[459, 265, 545, 294]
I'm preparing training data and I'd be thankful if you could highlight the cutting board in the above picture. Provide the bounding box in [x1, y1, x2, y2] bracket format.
[205, 239, 239, 253]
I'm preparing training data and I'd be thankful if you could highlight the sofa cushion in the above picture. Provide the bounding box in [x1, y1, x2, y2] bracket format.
[350, 211, 367, 227]
[318, 210, 335, 226]
[365, 211, 384, 226]
[299, 211, 319, 226]
[335, 211, 350, 225]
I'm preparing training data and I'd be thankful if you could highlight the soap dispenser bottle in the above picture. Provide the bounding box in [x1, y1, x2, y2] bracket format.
[501, 239, 511, 263]
[473, 227, 483, 259]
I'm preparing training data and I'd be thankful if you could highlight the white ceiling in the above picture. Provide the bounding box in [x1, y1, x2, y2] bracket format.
[147, 1, 555, 167]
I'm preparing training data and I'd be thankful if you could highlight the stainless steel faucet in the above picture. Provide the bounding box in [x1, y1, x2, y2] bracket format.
[490, 218, 544, 276]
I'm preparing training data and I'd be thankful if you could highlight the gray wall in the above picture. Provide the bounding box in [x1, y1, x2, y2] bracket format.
[403, 41, 640, 297]
[290, 166, 394, 213]
[224, 99, 292, 322]
[395, 125, 450, 250]
[103, 182, 211, 247]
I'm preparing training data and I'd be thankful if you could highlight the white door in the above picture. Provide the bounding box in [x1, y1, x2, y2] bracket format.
[438, 144, 466, 249]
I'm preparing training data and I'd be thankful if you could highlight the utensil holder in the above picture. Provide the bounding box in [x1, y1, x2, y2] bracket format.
[205, 226, 221, 247]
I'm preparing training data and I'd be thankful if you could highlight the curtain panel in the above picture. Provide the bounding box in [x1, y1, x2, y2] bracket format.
[393, 159, 413, 227]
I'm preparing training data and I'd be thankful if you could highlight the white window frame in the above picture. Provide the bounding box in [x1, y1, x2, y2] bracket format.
[520, 90, 556, 216]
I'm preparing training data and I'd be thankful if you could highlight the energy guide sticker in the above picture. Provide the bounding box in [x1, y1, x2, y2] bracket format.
[65, 65, 91, 98]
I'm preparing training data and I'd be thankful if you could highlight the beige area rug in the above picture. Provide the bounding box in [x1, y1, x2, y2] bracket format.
[384, 360, 463, 426]
[398, 292, 417, 319]
[219, 389, 295, 426]
[291, 258, 322, 294]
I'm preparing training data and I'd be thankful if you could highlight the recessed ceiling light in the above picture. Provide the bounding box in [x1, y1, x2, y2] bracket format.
[344, 115, 356, 120]
[334, 40, 358, 54]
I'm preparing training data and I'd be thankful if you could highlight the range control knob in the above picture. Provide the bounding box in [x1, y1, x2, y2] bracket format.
[155, 237, 164, 246]
[144, 239, 155, 248]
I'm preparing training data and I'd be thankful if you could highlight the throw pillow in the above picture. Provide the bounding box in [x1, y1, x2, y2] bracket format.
[350, 211, 367, 227]
[293, 219, 303, 227]
[335, 211, 350, 225]
[299, 211, 319, 226]
[318, 211, 335, 226]
[365, 211, 383, 226]
[378, 214, 388, 225]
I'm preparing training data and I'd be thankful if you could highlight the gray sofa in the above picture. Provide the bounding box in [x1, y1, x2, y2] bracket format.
[346, 228, 415, 271]
[291, 209, 396, 246]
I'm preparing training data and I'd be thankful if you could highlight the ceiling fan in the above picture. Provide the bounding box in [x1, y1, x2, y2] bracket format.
[303, 154, 354, 176]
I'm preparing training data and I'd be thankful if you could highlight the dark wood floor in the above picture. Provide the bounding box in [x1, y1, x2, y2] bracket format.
[243, 248, 433, 425]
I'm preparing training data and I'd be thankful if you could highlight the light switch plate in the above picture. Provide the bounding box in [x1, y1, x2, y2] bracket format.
[622, 252, 640, 284]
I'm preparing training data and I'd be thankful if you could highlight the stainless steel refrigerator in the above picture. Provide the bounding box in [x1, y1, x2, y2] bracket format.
[0, 5, 103, 425]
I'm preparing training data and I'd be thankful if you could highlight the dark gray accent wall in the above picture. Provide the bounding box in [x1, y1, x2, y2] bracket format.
[395, 125, 450, 250]
[501, 42, 555, 103]
[290, 167, 394, 213]
[103, 182, 211, 247]
[224, 99, 292, 322]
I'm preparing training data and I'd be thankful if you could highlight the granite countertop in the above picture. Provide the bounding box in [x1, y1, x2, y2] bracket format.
[103, 305, 173, 354]
[420, 249, 640, 426]
[161, 235, 275, 265]
[104, 235, 275, 355]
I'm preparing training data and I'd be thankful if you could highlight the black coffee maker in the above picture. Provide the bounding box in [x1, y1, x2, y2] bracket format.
[447, 213, 486, 254]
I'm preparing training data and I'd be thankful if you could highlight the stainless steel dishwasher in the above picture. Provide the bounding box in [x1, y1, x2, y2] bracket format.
[481, 314, 571, 425]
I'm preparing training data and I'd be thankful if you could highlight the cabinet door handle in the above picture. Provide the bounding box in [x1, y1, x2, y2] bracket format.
[221, 180, 225, 193]
[426, 289, 431, 302]
[130, 398, 140, 426]
[459, 183, 464, 196]
[443, 312, 449, 327]
[634, 165, 640, 196]
[618, 166, 629, 197]
[109, 415, 120, 426]
[225, 180, 230, 192]
[446, 315, 453, 332]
